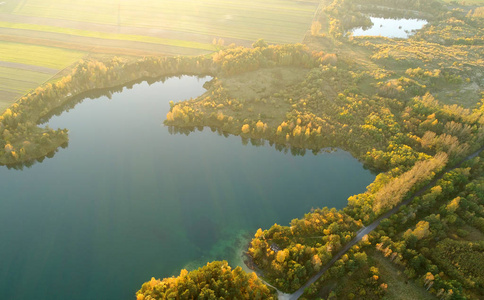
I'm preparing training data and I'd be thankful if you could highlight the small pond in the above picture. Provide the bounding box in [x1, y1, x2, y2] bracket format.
[0, 76, 375, 300]
[352, 17, 428, 38]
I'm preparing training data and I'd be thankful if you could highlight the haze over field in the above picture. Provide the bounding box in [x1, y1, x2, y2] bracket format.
[0, 0, 319, 109]
[1, 0, 484, 299]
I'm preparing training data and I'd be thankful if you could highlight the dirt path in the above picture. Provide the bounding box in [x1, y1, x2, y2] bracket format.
[302, 0, 332, 43]
[0, 60, 58, 74]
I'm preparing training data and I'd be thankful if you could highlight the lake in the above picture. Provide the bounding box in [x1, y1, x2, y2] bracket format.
[0, 76, 375, 299]
[352, 17, 427, 38]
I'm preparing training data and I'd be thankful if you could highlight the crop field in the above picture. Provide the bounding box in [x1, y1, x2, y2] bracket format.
[0, 0, 319, 110]
[0, 0, 319, 43]
[0, 66, 52, 90]
[0, 66, 52, 110]
[0, 41, 86, 111]
[0, 41, 85, 69]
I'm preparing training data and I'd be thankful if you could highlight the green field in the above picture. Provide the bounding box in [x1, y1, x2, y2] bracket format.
[1, 0, 318, 43]
[0, 41, 85, 69]
[0, 66, 53, 112]
[0, 66, 52, 88]
[0, 0, 319, 110]
[0, 41, 86, 111]
[0, 21, 216, 51]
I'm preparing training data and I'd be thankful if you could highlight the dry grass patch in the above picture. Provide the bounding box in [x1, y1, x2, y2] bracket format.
[221, 67, 309, 101]
[370, 251, 435, 300]
[219, 67, 309, 126]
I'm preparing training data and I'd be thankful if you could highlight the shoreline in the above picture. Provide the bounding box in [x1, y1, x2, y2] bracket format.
[0, 55, 215, 166]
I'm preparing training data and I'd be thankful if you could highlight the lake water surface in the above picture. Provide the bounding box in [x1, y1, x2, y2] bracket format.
[352, 17, 427, 38]
[0, 76, 375, 299]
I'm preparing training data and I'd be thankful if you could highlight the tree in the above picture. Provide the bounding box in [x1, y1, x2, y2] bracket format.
[311, 21, 322, 36]
[252, 39, 268, 48]
[137, 261, 274, 299]
[276, 250, 287, 263]
[242, 124, 250, 134]
[373, 152, 448, 214]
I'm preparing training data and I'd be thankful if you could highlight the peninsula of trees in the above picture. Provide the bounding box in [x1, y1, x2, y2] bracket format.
[136, 261, 275, 300]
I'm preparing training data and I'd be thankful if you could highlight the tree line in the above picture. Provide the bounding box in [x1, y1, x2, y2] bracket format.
[136, 261, 275, 300]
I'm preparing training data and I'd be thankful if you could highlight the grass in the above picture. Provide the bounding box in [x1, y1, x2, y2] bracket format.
[462, 225, 484, 242]
[0, 41, 85, 108]
[0, 41, 86, 69]
[370, 251, 435, 300]
[0, 77, 43, 94]
[217, 67, 308, 127]
[221, 67, 308, 101]
[3, 0, 318, 44]
[0, 66, 52, 99]
[0, 21, 216, 51]
[0, 66, 53, 112]
[0, 67, 53, 85]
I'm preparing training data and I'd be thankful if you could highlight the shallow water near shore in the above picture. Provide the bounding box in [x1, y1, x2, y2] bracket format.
[0, 76, 375, 299]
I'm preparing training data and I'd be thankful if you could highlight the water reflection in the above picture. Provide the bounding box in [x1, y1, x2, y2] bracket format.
[352, 17, 427, 38]
[39, 75, 208, 124]
[3, 75, 210, 170]
[167, 125, 336, 157]
[0, 75, 376, 300]
[2, 141, 68, 170]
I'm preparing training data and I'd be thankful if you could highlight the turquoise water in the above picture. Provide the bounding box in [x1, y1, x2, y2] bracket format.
[352, 17, 427, 38]
[0, 76, 375, 299]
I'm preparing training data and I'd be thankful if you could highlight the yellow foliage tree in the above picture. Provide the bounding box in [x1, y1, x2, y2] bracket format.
[241, 124, 250, 134]
[373, 152, 448, 213]
[256, 120, 265, 132]
[412, 221, 430, 240]
[166, 111, 174, 122]
[277, 126, 283, 135]
[311, 21, 322, 36]
[4, 144, 14, 153]
[312, 254, 322, 271]
[446, 197, 460, 213]
[276, 250, 287, 263]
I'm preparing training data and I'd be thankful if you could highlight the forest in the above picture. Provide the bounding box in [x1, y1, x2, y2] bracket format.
[1, 0, 483, 299]
[160, 0, 484, 298]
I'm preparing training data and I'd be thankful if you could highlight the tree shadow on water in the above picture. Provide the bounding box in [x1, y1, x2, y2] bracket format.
[166, 125, 338, 157]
